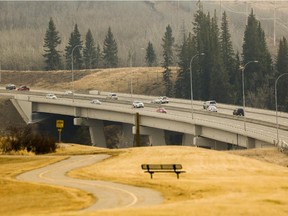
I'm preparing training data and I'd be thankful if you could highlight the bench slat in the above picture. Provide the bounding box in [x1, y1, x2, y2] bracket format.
[141, 164, 182, 170]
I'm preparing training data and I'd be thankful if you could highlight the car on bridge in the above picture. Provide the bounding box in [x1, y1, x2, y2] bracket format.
[63, 90, 73, 95]
[203, 100, 217, 109]
[133, 101, 144, 108]
[106, 93, 118, 100]
[207, 105, 217, 112]
[91, 99, 101, 104]
[5, 84, 16, 90]
[17, 85, 30, 91]
[46, 93, 57, 99]
[233, 107, 244, 116]
[156, 107, 167, 113]
[151, 96, 169, 104]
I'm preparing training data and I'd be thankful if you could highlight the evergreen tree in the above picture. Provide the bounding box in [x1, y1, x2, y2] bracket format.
[103, 27, 118, 68]
[95, 44, 102, 68]
[220, 11, 236, 103]
[83, 29, 98, 69]
[208, 12, 229, 102]
[192, 4, 210, 100]
[230, 52, 242, 105]
[43, 18, 62, 70]
[275, 37, 288, 111]
[65, 24, 83, 70]
[175, 33, 197, 99]
[161, 24, 174, 97]
[242, 10, 273, 108]
[145, 41, 156, 67]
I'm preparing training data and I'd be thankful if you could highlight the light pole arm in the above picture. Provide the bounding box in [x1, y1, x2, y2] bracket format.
[189, 53, 205, 120]
[241, 60, 258, 131]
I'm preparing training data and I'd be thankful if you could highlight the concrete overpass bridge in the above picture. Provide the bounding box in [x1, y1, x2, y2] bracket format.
[7, 90, 288, 150]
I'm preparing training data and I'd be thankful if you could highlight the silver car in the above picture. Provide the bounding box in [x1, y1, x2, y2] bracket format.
[133, 101, 144, 108]
[91, 99, 101, 104]
[46, 93, 57, 99]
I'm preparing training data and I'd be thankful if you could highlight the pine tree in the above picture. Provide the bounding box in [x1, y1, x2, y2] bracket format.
[208, 12, 229, 102]
[43, 18, 62, 70]
[83, 29, 98, 69]
[145, 41, 156, 67]
[242, 9, 273, 108]
[103, 27, 118, 68]
[175, 33, 197, 99]
[220, 11, 236, 103]
[192, 4, 210, 100]
[65, 24, 83, 70]
[161, 25, 174, 97]
[95, 44, 102, 68]
[275, 37, 288, 111]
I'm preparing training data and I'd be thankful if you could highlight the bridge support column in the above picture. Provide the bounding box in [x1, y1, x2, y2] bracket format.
[247, 137, 256, 149]
[133, 126, 165, 146]
[182, 134, 196, 146]
[120, 124, 134, 148]
[11, 98, 32, 123]
[74, 118, 106, 147]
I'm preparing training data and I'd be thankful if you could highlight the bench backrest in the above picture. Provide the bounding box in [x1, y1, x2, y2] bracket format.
[141, 164, 182, 170]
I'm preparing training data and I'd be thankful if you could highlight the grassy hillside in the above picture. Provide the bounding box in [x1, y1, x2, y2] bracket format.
[0, 67, 171, 95]
[1, 1, 288, 70]
[1, 145, 288, 215]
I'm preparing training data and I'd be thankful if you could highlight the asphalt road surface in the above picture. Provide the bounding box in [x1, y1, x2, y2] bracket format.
[16, 155, 163, 212]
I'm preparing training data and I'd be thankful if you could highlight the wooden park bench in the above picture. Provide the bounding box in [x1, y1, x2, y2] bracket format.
[141, 164, 185, 179]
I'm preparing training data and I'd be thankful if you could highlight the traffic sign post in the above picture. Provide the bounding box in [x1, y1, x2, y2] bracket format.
[56, 120, 64, 143]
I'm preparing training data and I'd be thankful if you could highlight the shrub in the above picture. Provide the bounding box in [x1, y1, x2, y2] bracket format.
[1, 125, 56, 154]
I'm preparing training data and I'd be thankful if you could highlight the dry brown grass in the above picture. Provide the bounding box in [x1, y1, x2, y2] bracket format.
[1, 67, 177, 96]
[0, 154, 95, 216]
[67, 146, 288, 216]
[1, 144, 288, 216]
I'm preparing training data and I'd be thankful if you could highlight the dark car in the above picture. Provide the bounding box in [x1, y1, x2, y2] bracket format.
[17, 85, 30, 91]
[233, 108, 244, 116]
[5, 84, 16, 90]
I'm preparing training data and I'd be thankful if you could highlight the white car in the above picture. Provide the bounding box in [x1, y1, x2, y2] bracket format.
[159, 96, 169, 103]
[106, 93, 118, 100]
[91, 99, 101, 104]
[133, 101, 144, 108]
[207, 105, 217, 112]
[203, 100, 217, 109]
[151, 96, 169, 104]
[64, 90, 73, 95]
[151, 98, 163, 104]
[46, 93, 57, 99]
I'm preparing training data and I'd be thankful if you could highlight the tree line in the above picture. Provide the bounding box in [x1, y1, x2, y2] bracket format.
[44, 17, 157, 70]
[43, 3, 288, 111]
[160, 4, 288, 111]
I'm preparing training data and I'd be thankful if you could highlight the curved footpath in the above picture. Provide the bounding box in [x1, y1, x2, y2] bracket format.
[16, 154, 163, 212]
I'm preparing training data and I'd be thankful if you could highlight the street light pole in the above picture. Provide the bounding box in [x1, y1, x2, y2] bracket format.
[241, 60, 258, 131]
[275, 72, 288, 144]
[71, 44, 82, 102]
[189, 53, 205, 119]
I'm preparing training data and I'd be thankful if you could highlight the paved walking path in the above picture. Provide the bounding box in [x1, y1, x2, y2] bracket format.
[16, 154, 163, 212]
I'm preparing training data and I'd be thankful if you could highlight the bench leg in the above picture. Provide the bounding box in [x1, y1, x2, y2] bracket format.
[150, 172, 153, 179]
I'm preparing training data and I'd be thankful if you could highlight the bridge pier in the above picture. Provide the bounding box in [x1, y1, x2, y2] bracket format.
[74, 118, 106, 147]
[182, 134, 196, 146]
[133, 126, 165, 146]
[120, 124, 134, 148]
[11, 98, 32, 123]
